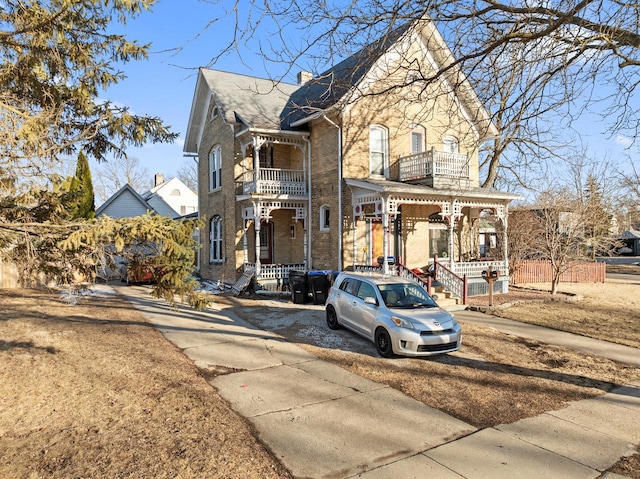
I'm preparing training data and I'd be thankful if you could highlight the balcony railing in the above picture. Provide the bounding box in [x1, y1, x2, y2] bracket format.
[242, 168, 307, 196]
[399, 148, 470, 182]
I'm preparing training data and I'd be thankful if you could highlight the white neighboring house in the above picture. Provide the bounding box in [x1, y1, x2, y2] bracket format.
[95, 174, 200, 280]
[96, 173, 198, 219]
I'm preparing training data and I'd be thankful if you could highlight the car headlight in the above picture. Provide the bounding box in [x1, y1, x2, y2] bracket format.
[450, 315, 459, 326]
[391, 316, 414, 329]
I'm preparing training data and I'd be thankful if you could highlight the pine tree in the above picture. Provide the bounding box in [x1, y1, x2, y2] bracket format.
[65, 152, 96, 219]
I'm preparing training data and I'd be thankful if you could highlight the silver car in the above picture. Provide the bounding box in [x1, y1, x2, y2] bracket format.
[325, 272, 461, 357]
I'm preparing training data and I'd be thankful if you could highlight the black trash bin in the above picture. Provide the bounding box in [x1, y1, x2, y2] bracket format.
[289, 270, 308, 304]
[307, 270, 331, 305]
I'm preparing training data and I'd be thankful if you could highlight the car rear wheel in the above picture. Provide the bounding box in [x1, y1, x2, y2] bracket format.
[375, 327, 394, 358]
[326, 305, 341, 330]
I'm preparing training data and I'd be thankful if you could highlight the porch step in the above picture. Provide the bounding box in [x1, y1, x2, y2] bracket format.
[231, 271, 254, 296]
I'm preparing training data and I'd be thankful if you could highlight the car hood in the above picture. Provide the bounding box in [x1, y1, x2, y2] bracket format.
[392, 307, 456, 330]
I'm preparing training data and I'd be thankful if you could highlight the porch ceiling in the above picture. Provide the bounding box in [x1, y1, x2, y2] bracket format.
[344, 178, 522, 208]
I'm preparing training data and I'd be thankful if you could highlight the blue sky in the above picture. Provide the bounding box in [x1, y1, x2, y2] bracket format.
[98, 1, 636, 187]
[97, 1, 297, 181]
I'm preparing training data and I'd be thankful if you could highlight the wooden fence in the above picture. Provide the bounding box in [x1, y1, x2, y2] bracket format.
[511, 260, 606, 284]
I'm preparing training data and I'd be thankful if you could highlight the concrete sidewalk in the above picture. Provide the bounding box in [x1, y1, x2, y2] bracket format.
[456, 310, 640, 367]
[117, 285, 640, 479]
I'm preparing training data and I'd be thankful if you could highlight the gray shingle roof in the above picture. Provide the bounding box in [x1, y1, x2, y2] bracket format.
[200, 69, 300, 129]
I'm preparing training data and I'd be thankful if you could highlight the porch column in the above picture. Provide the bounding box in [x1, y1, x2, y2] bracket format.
[448, 201, 455, 272]
[242, 218, 249, 264]
[381, 196, 390, 275]
[253, 138, 261, 192]
[352, 210, 358, 269]
[303, 218, 308, 270]
[501, 205, 509, 274]
[253, 202, 261, 279]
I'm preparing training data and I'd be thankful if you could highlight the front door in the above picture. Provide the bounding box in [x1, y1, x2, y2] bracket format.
[259, 220, 273, 264]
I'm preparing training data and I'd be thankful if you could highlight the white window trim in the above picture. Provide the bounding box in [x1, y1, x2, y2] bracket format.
[410, 124, 425, 155]
[209, 145, 222, 192]
[209, 216, 223, 264]
[369, 124, 389, 178]
[320, 205, 330, 232]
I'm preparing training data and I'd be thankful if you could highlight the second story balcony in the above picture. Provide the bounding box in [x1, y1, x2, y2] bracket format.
[399, 148, 471, 189]
[242, 168, 307, 197]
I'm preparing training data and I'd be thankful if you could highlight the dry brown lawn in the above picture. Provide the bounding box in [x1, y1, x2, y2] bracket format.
[0, 288, 291, 479]
[491, 279, 640, 348]
[1, 274, 639, 478]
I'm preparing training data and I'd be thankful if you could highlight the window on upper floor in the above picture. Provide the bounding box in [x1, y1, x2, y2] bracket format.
[369, 125, 388, 177]
[170, 189, 181, 196]
[320, 205, 330, 231]
[209, 145, 222, 191]
[209, 215, 223, 263]
[443, 135, 459, 154]
[259, 145, 274, 169]
[411, 125, 425, 155]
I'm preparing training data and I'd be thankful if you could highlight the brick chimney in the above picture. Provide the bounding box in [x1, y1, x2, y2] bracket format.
[154, 173, 165, 186]
[297, 71, 313, 85]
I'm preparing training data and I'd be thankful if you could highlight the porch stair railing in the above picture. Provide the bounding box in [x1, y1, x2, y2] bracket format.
[352, 261, 433, 295]
[433, 255, 468, 305]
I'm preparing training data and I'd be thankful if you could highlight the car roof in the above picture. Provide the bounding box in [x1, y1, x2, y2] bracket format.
[337, 272, 415, 286]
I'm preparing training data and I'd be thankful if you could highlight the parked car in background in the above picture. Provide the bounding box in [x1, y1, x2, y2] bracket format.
[325, 272, 461, 357]
[119, 258, 157, 285]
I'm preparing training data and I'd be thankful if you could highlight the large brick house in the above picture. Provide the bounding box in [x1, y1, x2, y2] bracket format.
[184, 18, 520, 296]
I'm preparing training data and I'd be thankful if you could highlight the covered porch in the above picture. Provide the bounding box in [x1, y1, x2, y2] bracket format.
[345, 178, 521, 300]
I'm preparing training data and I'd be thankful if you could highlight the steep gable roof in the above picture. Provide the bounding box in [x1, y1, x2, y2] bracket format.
[185, 16, 496, 153]
[201, 69, 300, 129]
[281, 25, 411, 128]
[95, 184, 155, 218]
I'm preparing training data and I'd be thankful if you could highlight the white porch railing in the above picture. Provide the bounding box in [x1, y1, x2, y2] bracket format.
[452, 261, 507, 278]
[399, 148, 470, 182]
[242, 168, 307, 196]
[244, 262, 306, 280]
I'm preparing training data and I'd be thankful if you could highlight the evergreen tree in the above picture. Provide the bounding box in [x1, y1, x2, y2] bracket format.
[65, 152, 96, 219]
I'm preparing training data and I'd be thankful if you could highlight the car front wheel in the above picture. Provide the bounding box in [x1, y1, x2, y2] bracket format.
[375, 327, 394, 358]
[326, 305, 341, 330]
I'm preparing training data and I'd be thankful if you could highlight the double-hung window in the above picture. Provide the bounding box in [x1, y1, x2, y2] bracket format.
[209, 216, 223, 263]
[411, 125, 425, 155]
[369, 125, 388, 177]
[209, 145, 222, 191]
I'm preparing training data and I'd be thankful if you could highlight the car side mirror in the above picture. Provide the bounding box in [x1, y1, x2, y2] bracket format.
[431, 294, 439, 301]
[364, 296, 377, 306]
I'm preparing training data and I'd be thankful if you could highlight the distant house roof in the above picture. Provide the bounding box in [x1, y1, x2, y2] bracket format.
[95, 184, 153, 218]
[620, 229, 640, 239]
[96, 177, 198, 220]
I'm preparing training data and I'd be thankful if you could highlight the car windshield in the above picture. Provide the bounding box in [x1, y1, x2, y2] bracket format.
[377, 282, 438, 309]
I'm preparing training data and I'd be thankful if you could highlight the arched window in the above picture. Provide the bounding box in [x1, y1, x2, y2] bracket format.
[209, 215, 223, 263]
[209, 145, 222, 191]
[369, 125, 388, 177]
[320, 205, 330, 231]
[443, 135, 459, 154]
[170, 189, 181, 196]
[410, 125, 425, 155]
